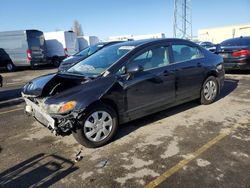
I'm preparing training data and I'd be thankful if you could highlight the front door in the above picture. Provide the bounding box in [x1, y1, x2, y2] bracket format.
[119, 45, 175, 119]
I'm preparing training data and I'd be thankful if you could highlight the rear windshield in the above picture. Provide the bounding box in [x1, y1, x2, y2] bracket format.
[221, 38, 250, 46]
[26, 31, 46, 50]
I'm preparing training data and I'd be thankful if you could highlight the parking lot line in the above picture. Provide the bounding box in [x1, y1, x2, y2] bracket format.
[0, 107, 23, 115]
[4, 82, 25, 87]
[145, 122, 244, 188]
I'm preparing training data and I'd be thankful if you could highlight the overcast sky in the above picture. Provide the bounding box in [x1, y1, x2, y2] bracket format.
[0, 0, 249, 40]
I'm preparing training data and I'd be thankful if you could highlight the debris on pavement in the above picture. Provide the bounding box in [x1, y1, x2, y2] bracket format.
[96, 159, 110, 168]
[74, 148, 84, 162]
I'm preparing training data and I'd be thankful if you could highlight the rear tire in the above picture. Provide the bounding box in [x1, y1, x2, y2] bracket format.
[6, 62, 16, 72]
[200, 76, 218, 105]
[52, 57, 61, 67]
[73, 103, 118, 148]
[30, 62, 38, 70]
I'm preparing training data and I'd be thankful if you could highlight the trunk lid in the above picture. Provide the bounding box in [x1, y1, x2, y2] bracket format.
[218, 45, 249, 59]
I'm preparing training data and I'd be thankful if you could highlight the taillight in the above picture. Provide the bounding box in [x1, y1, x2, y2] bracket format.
[26, 49, 32, 60]
[232, 50, 250, 57]
[64, 48, 68, 57]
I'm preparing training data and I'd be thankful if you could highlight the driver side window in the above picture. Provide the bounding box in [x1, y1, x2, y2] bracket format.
[129, 46, 170, 71]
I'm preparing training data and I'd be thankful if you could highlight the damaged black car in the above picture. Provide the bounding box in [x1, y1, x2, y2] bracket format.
[22, 39, 225, 148]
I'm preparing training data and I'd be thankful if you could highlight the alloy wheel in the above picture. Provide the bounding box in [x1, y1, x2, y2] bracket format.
[204, 80, 217, 101]
[83, 111, 113, 142]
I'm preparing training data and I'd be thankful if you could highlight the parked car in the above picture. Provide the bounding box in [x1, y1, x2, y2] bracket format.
[44, 31, 79, 66]
[58, 41, 123, 71]
[198, 41, 214, 49]
[22, 39, 224, 148]
[217, 36, 250, 70]
[0, 30, 47, 71]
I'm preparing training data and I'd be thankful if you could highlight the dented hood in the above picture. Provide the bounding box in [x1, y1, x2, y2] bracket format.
[23, 73, 92, 97]
[23, 73, 57, 97]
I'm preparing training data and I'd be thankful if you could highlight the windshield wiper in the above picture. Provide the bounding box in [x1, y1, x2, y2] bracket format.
[61, 71, 97, 81]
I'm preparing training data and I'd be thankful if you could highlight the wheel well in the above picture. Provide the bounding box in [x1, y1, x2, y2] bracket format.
[52, 56, 59, 61]
[87, 98, 119, 119]
[202, 71, 218, 85]
[200, 71, 219, 94]
[5, 60, 13, 66]
[206, 71, 218, 78]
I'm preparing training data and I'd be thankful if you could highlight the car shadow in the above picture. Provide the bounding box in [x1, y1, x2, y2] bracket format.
[0, 153, 78, 188]
[217, 78, 239, 101]
[114, 78, 239, 141]
[226, 70, 250, 75]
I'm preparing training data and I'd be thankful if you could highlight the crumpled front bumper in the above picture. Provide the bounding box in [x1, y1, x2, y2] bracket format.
[23, 96, 79, 136]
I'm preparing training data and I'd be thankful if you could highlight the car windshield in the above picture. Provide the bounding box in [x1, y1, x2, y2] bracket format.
[75, 44, 104, 57]
[221, 38, 250, 46]
[67, 44, 135, 76]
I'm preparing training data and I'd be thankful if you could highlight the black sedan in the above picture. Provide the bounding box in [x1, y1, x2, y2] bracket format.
[198, 41, 215, 49]
[22, 39, 224, 148]
[218, 36, 250, 70]
[58, 41, 122, 71]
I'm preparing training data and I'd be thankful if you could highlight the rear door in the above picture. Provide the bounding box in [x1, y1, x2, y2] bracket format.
[64, 32, 79, 56]
[171, 43, 206, 101]
[26, 30, 46, 61]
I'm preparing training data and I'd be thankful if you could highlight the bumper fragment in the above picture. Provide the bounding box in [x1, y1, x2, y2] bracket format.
[23, 96, 78, 136]
[224, 62, 250, 70]
[24, 97, 55, 129]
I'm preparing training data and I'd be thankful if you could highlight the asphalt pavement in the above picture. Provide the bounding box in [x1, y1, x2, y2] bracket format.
[0, 68, 249, 188]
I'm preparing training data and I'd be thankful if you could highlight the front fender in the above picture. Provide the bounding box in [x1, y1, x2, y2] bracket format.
[46, 75, 117, 113]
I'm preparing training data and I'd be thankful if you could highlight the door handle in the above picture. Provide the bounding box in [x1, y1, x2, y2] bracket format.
[163, 70, 169, 76]
[175, 68, 182, 72]
[197, 62, 202, 67]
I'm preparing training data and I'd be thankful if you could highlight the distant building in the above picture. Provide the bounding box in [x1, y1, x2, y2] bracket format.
[198, 24, 250, 44]
[108, 33, 165, 41]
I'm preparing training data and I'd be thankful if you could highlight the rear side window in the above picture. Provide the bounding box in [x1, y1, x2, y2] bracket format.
[221, 38, 250, 46]
[172, 45, 203, 63]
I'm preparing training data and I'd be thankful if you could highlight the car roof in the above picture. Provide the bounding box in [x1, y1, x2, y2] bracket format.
[222, 36, 250, 41]
[108, 38, 195, 48]
[234, 36, 250, 39]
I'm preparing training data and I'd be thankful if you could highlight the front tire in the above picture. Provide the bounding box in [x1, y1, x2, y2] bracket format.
[73, 103, 118, 148]
[200, 76, 219, 105]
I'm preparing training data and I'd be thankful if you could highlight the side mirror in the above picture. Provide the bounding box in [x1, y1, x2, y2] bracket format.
[126, 63, 143, 74]
[123, 63, 143, 80]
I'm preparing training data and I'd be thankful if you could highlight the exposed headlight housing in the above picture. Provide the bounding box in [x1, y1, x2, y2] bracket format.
[45, 101, 77, 114]
[58, 101, 77, 113]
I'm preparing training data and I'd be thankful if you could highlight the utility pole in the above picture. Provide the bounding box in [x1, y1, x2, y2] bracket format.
[173, 0, 192, 39]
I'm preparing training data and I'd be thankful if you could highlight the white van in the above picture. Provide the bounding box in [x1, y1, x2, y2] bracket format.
[44, 31, 79, 66]
[0, 30, 47, 71]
